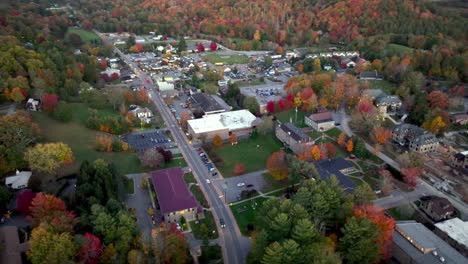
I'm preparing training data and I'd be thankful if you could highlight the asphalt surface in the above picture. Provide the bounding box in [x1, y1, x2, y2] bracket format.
[126, 173, 154, 242]
[105, 39, 251, 263]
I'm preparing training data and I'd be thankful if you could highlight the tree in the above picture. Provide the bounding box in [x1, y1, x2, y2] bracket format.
[234, 163, 245, 175]
[9, 87, 26, 102]
[266, 151, 288, 180]
[197, 43, 205, 52]
[427, 90, 449, 110]
[78, 233, 102, 264]
[310, 145, 321, 161]
[52, 102, 73, 122]
[325, 143, 336, 158]
[402, 167, 421, 188]
[156, 147, 173, 163]
[243, 96, 259, 114]
[339, 217, 380, 264]
[212, 135, 223, 148]
[371, 127, 392, 145]
[180, 111, 192, 128]
[140, 148, 165, 169]
[229, 133, 237, 145]
[287, 155, 319, 183]
[41, 93, 58, 112]
[16, 189, 35, 215]
[422, 115, 446, 135]
[107, 88, 125, 110]
[253, 30, 261, 41]
[278, 99, 286, 111]
[396, 151, 424, 169]
[337, 132, 346, 146]
[136, 89, 150, 104]
[29, 193, 68, 224]
[27, 225, 77, 264]
[353, 183, 376, 205]
[210, 41, 218, 51]
[257, 116, 274, 135]
[24, 143, 74, 175]
[313, 58, 322, 72]
[346, 139, 354, 153]
[153, 223, 190, 264]
[177, 37, 187, 53]
[266, 100, 276, 113]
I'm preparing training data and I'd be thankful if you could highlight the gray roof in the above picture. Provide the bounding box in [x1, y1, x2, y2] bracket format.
[313, 158, 356, 192]
[279, 122, 310, 142]
[375, 93, 402, 105]
[190, 93, 225, 113]
[359, 71, 382, 79]
[394, 221, 467, 264]
[411, 133, 438, 147]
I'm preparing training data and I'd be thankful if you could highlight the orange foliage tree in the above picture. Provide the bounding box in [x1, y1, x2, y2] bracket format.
[95, 135, 113, 152]
[212, 135, 223, 148]
[325, 142, 336, 158]
[353, 205, 395, 260]
[29, 193, 78, 233]
[266, 150, 288, 180]
[136, 89, 150, 104]
[346, 139, 354, 153]
[233, 163, 245, 175]
[337, 132, 347, 146]
[427, 91, 449, 110]
[371, 127, 392, 145]
[310, 145, 321, 161]
[229, 133, 237, 145]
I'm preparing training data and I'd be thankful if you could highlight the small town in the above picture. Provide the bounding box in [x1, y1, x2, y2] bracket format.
[0, 1, 467, 264]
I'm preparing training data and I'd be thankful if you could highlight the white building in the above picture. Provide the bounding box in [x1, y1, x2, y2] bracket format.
[5, 171, 32, 190]
[435, 218, 468, 257]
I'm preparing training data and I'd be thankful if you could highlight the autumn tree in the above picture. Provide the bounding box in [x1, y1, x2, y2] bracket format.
[310, 145, 321, 161]
[212, 135, 223, 148]
[180, 111, 192, 128]
[136, 89, 150, 104]
[78, 233, 103, 264]
[266, 150, 288, 180]
[253, 30, 261, 41]
[29, 193, 78, 233]
[9, 87, 26, 102]
[427, 90, 449, 110]
[210, 41, 217, 51]
[402, 168, 421, 188]
[337, 132, 346, 146]
[234, 163, 245, 175]
[197, 43, 205, 52]
[371, 127, 392, 145]
[41, 93, 59, 112]
[24, 143, 74, 175]
[266, 100, 276, 113]
[278, 98, 286, 111]
[27, 225, 77, 264]
[229, 133, 237, 145]
[156, 147, 173, 163]
[346, 139, 354, 153]
[325, 142, 336, 158]
[139, 148, 165, 169]
[422, 115, 446, 135]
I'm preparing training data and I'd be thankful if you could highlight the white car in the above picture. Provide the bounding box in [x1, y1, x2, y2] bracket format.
[236, 182, 245, 187]
[206, 179, 211, 184]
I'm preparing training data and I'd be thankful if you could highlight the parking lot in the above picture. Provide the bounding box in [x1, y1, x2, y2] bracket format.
[121, 129, 176, 152]
[213, 170, 270, 203]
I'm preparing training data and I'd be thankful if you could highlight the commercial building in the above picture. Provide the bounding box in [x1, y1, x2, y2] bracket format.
[275, 122, 313, 154]
[190, 93, 226, 116]
[304, 111, 335, 131]
[434, 218, 468, 257]
[151, 167, 202, 223]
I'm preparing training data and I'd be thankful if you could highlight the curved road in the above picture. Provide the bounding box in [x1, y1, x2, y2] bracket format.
[102, 34, 251, 263]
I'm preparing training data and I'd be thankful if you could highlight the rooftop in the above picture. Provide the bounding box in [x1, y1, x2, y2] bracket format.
[187, 110, 256, 134]
[5, 171, 32, 189]
[190, 93, 225, 114]
[313, 158, 356, 191]
[279, 122, 310, 142]
[308, 111, 333, 123]
[150, 167, 201, 215]
[394, 221, 467, 264]
[435, 218, 468, 248]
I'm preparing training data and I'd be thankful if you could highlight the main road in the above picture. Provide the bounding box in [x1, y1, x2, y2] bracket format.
[96, 31, 251, 263]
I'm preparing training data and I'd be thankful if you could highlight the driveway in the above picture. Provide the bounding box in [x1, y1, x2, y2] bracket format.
[213, 170, 269, 203]
[125, 173, 154, 242]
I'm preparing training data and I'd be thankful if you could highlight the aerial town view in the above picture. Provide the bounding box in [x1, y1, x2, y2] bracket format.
[1, 0, 468, 263]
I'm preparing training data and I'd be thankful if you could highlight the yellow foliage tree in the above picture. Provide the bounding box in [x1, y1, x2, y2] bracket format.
[24, 143, 74, 175]
[294, 93, 302, 108]
[423, 116, 446, 135]
[212, 135, 223, 148]
[253, 30, 261, 41]
[310, 145, 321, 161]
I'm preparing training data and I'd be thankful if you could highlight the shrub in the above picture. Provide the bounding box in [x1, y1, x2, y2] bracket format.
[52, 102, 73, 122]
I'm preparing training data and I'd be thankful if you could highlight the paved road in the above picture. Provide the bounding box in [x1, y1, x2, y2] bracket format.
[97, 32, 252, 263]
[126, 173, 154, 242]
[213, 169, 269, 203]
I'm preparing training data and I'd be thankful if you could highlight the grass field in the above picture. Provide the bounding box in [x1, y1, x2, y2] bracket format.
[66, 28, 100, 43]
[124, 177, 134, 194]
[360, 79, 398, 95]
[213, 135, 283, 177]
[164, 154, 187, 169]
[325, 127, 342, 139]
[230, 197, 269, 235]
[202, 54, 250, 65]
[386, 43, 414, 55]
[31, 112, 142, 176]
[190, 211, 219, 239]
[274, 108, 307, 128]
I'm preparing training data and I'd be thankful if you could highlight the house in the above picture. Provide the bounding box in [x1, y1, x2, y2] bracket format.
[392, 221, 467, 264]
[434, 218, 468, 257]
[151, 167, 202, 223]
[190, 93, 226, 116]
[187, 110, 258, 141]
[26, 98, 40, 111]
[135, 36, 146, 44]
[419, 196, 455, 222]
[313, 158, 357, 192]
[451, 150, 468, 170]
[392, 124, 438, 153]
[304, 111, 335, 131]
[0, 226, 29, 264]
[342, 59, 356, 68]
[374, 93, 402, 113]
[157, 81, 176, 97]
[5, 171, 32, 190]
[450, 113, 468, 126]
[129, 107, 153, 124]
[275, 123, 313, 154]
[100, 68, 120, 78]
[359, 71, 383, 80]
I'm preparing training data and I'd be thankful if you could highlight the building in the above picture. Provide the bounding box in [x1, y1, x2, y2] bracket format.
[304, 111, 335, 131]
[419, 196, 455, 222]
[450, 113, 468, 126]
[190, 93, 226, 116]
[5, 171, 32, 190]
[451, 150, 468, 170]
[187, 110, 258, 141]
[26, 98, 40, 111]
[392, 124, 438, 153]
[375, 93, 402, 113]
[359, 71, 383, 80]
[151, 167, 202, 223]
[275, 122, 313, 154]
[313, 158, 357, 192]
[157, 81, 176, 97]
[239, 84, 285, 114]
[392, 221, 467, 264]
[129, 107, 153, 124]
[0, 226, 29, 264]
[361, 89, 384, 100]
[434, 218, 468, 257]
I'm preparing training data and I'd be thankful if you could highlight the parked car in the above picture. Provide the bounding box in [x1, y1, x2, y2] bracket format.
[237, 182, 245, 187]
[220, 218, 226, 228]
[211, 172, 218, 177]
[206, 179, 211, 184]
[246, 184, 254, 188]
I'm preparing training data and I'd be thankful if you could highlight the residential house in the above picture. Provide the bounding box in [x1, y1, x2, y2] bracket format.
[434, 218, 468, 258]
[359, 71, 383, 80]
[392, 124, 438, 153]
[451, 150, 468, 170]
[342, 58, 356, 68]
[0, 226, 29, 264]
[304, 111, 335, 131]
[5, 171, 32, 190]
[275, 122, 313, 154]
[313, 158, 357, 192]
[151, 167, 202, 223]
[374, 93, 402, 113]
[419, 196, 455, 222]
[392, 221, 467, 264]
[190, 93, 226, 116]
[129, 107, 153, 124]
[26, 98, 40, 111]
[450, 113, 468, 126]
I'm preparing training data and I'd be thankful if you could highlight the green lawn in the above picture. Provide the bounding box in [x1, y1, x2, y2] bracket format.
[386, 204, 416, 220]
[213, 135, 283, 177]
[70, 102, 121, 123]
[184, 173, 196, 184]
[31, 112, 142, 176]
[202, 54, 250, 65]
[360, 79, 398, 95]
[164, 154, 187, 169]
[66, 28, 100, 43]
[190, 211, 219, 239]
[237, 78, 265, 87]
[190, 185, 209, 208]
[325, 127, 342, 139]
[230, 197, 269, 235]
[274, 108, 307, 128]
[386, 43, 414, 56]
[124, 177, 135, 194]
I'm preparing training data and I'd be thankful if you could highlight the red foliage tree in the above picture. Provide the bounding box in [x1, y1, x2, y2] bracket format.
[234, 163, 245, 175]
[197, 43, 205, 52]
[325, 142, 336, 158]
[29, 193, 66, 223]
[41, 94, 58, 112]
[354, 204, 395, 260]
[286, 93, 294, 108]
[16, 189, 35, 215]
[136, 89, 150, 104]
[156, 147, 173, 163]
[300, 87, 315, 101]
[357, 98, 373, 115]
[427, 91, 449, 110]
[266, 150, 288, 180]
[134, 43, 144, 52]
[210, 41, 217, 51]
[78, 233, 103, 264]
[266, 100, 276, 113]
[99, 59, 108, 70]
[278, 98, 286, 111]
[402, 167, 421, 188]
[110, 72, 119, 80]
